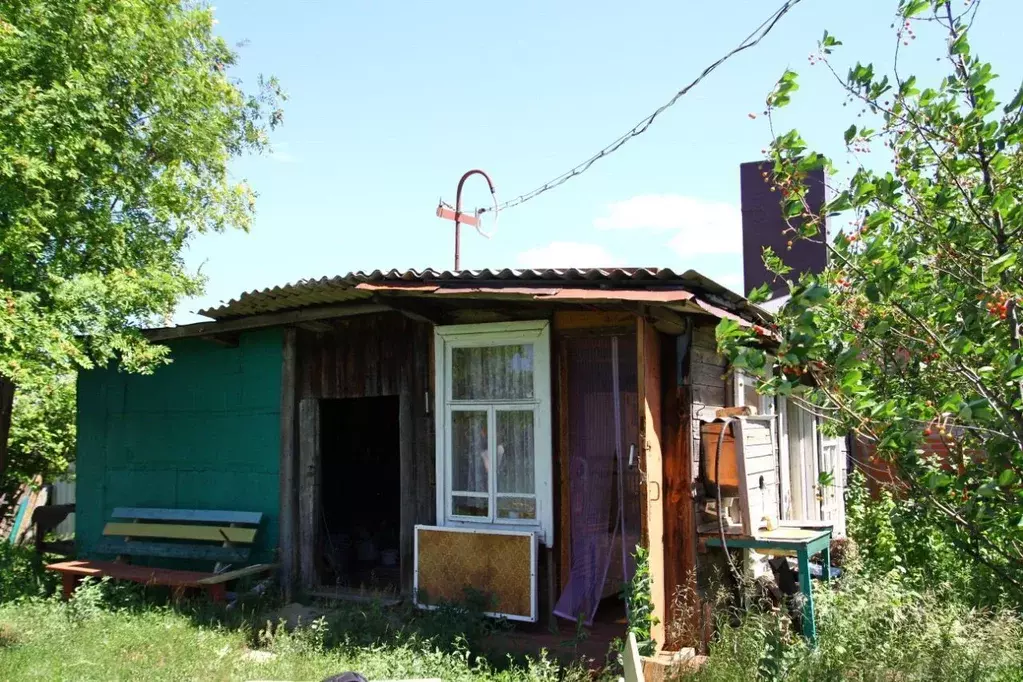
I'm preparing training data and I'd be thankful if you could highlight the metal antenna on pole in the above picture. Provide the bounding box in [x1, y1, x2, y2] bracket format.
[436, 169, 497, 271]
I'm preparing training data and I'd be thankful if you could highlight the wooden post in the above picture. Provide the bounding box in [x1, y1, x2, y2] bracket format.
[661, 330, 699, 649]
[298, 397, 321, 590]
[279, 327, 298, 601]
[637, 318, 666, 649]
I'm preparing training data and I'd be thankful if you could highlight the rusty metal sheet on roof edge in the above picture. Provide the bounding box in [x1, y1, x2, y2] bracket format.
[358, 283, 561, 297]
[536, 288, 694, 303]
[197, 267, 757, 320]
[684, 297, 752, 327]
[354, 282, 691, 302]
[434, 286, 562, 297]
[355, 282, 440, 293]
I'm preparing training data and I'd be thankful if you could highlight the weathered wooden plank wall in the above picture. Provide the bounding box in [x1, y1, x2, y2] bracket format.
[297, 398, 321, 589]
[295, 312, 434, 593]
[280, 328, 298, 599]
[689, 322, 728, 484]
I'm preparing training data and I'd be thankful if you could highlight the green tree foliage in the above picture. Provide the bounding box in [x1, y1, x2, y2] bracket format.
[0, 0, 283, 483]
[6, 372, 75, 486]
[844, 469, 1007, 606]
[716, 0, 1023, 598]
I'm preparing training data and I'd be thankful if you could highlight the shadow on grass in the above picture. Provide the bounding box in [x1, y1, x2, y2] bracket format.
[65, 578, 582, 675]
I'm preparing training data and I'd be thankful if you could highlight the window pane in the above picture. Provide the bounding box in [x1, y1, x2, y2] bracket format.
[743, 380, 759, 411]
[760, 365, 776, 415]
[451, 411, 489, 493]
[497, 497, 536, 520]
[452, 495, 488, 518]
[496, 410, 534, 494]
[452, 345, 534, 400]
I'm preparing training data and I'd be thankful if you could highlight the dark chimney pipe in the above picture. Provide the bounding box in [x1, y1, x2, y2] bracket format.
[740, 160, 827, 299]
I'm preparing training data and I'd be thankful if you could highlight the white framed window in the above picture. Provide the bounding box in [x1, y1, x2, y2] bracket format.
[734, 366, 775, 416]
[434, 321, 553, 546]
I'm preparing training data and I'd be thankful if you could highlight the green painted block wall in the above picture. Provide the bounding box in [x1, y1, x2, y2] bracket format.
[75, 328, 283, 562]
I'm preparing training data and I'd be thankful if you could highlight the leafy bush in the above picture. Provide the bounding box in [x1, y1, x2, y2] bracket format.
[845, 469, 1008, 607]
[624, 545, 659, 656]
[64, 577, 110, 625]
[681, 572, 1023, 682]
[0, 542, 56, 602]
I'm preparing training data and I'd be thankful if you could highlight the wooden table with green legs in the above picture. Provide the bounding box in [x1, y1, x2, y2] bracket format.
[704, 526, 833, 644]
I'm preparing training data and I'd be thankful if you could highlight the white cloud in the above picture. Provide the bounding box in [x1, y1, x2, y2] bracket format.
[270, 142, 298, 164]
[715, 272, 744, 294]
[515, 241, 624, 269]
[594, 194, 741, 256]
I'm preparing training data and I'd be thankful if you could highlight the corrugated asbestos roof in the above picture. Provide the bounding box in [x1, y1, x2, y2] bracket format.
[197, 267, 764, 323]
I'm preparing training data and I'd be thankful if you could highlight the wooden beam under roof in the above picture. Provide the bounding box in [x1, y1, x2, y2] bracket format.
[143, 303, 391, 342]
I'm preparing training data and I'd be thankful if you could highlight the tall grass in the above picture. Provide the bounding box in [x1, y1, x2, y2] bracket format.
[673, 472, 1023, 680]
[0, 543, 56, 602]
[0, 590, 595, 682]
[680, 572, 1023, 681]
[0, 570, 598, 682]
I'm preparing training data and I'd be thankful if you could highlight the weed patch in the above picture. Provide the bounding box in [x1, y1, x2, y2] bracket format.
[679, 573, 1023, 682]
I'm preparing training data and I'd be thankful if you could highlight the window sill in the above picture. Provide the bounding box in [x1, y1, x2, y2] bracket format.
[441, 518, 548, 547]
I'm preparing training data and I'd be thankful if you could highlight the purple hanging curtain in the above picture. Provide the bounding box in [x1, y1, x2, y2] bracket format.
[554, 334, 639, 625]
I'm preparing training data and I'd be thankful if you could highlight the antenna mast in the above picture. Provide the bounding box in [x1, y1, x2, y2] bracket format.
[435, 169, 497, 271]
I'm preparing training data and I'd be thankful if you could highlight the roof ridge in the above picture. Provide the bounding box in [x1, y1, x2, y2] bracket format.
[195, 266, 754, 320]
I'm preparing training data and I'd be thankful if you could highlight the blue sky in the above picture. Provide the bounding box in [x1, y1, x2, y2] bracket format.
[178, 0, 1019, 322]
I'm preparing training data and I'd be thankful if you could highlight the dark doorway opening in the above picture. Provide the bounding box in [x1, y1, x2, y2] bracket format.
[318, 396, 401, 591]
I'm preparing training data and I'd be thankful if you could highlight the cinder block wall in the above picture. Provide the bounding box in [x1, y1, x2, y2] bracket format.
[75, 328, 283, 561]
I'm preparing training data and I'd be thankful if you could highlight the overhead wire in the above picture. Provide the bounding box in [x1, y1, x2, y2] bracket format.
[484, 0, 807, 214]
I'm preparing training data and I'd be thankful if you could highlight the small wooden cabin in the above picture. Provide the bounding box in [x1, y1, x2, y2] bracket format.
[73, 267, 846, 650]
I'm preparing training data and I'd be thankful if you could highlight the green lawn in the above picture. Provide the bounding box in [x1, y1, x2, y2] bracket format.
[0, 594, 594, 682]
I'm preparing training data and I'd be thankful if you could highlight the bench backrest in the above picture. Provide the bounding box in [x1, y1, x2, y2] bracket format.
[94, 507, 264, 564]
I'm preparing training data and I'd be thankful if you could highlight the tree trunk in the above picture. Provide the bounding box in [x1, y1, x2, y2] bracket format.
[0, 374, 14, 482]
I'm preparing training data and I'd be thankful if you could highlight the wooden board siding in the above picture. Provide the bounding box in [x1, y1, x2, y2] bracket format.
[690, 322, 728, 485]
[295, 312, 434, 593]
[280, 327, 298, 597]
[74, 329, 284, 566]
[552, 310, 634, 331]
[297, 398, 321, 589]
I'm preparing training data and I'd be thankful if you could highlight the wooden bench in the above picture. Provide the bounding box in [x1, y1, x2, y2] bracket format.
[46, 507, 276, 602]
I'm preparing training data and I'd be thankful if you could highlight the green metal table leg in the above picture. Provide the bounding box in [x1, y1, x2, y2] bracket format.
[797, 548, 816, 645]
[822, 544, 832, 583]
